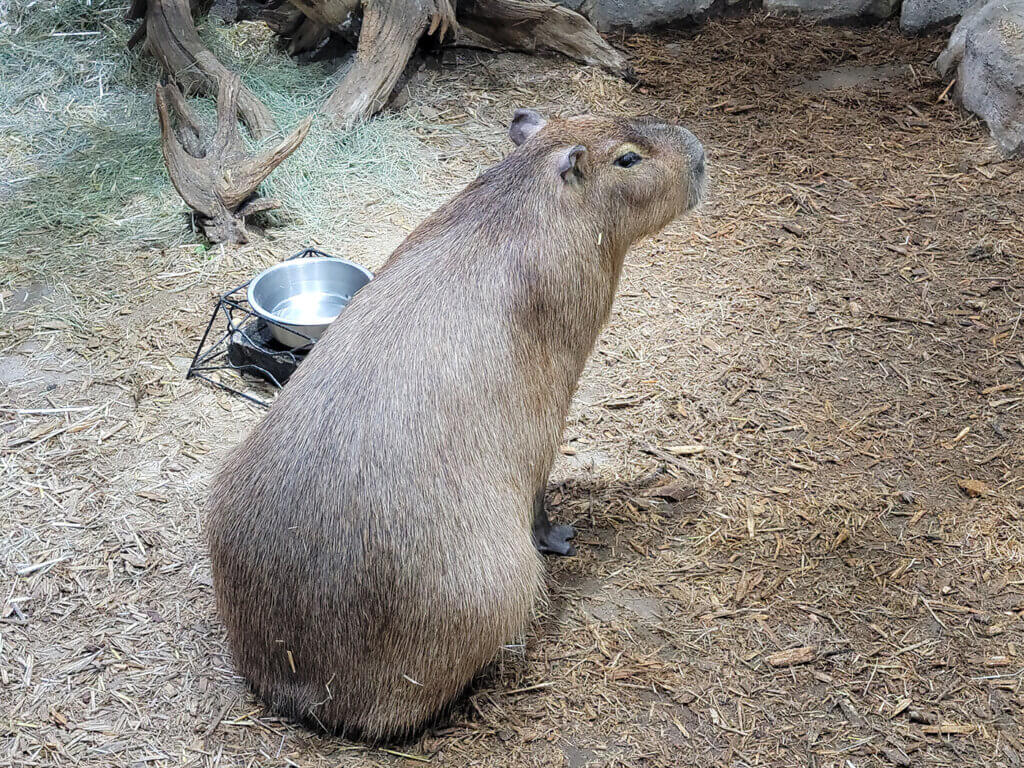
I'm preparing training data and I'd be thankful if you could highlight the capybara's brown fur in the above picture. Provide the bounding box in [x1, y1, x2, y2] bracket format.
[207, 111, 707, 740]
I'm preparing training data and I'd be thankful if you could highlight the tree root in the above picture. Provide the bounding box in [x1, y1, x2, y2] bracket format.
[136, 0, 630, 131]
[318, 0, 456, 127]
[129, 0, 279, 139]
[307, 0, 627, 127]
[156, 76, 312, 243]
[457, 0, 630, 77]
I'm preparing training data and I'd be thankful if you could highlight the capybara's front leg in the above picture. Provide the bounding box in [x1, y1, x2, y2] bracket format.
[532, 486, 575, 556]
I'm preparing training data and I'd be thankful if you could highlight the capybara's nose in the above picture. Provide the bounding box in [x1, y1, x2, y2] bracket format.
[667, 123, 706, 176]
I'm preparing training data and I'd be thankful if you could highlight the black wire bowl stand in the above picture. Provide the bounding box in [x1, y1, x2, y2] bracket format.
[187, 247, 336, 408]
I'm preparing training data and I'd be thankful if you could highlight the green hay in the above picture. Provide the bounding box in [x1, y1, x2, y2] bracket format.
[0, 0, 436, 277]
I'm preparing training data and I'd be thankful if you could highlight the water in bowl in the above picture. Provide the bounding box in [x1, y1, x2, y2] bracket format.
[271, 291, 352, 325]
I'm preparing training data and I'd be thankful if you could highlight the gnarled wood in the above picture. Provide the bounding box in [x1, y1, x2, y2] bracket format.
[287, 15, 332, 54]
[288, 0, 362, 27]
[457, 0, 630, 76]
[294, 0, 626, 126]
[320, 0, 457, 127]
[156, 76, 312, 243]
[137, 0, 629, 129]
[131, 0, 279, 139]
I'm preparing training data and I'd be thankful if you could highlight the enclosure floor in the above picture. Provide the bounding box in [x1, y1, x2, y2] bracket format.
[4, 15, 1024, 768]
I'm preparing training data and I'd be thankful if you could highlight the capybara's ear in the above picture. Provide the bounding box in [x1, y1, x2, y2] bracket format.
[556, 144, 587, 182]
[509, 109, 547, 146]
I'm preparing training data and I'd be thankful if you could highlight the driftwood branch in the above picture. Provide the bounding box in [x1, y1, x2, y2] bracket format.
[311, 0, 627, 126]
[457, 0, 629, 76]
[320, 0, 457, 127]
[156, 76, 312, 243]
[252, 0, 335, 53]
[130, 0, 279, 140]
[288, 15, 332, 54]
[135, 0, 630, 129]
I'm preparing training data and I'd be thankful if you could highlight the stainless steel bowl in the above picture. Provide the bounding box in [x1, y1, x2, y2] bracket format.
[247, 256, 373, 348]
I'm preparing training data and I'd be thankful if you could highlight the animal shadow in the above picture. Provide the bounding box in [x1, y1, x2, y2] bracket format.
[540, 472, 705, 622]
[427, 472, 708, 741]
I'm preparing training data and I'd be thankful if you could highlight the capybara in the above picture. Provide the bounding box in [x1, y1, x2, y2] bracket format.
[207, 110, 707, 740]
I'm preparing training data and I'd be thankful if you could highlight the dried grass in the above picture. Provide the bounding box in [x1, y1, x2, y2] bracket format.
[0, 1, 438, 281]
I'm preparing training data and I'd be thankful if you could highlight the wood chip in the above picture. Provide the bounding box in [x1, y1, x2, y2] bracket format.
[665, 444, 706, 456]
[957, 478, 991, 497]
[922, 723, 977, 736]
[983, 655, 1012, 667]
[136, 491, 169, 503]
[641, 480, 697, 502]
[765, 646, 816, 667]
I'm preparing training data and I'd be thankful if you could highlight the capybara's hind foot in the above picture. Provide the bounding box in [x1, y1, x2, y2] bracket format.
[535, 522, 576, 556]
[532, 486, 576, 556]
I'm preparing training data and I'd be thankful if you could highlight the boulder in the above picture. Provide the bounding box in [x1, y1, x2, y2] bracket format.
[558, 0, 739, 32]
[558, 0, 908, 30]
[937, 0, 1024, 157]
[900, 0, 973, 34]
[762, 0, 900, 23]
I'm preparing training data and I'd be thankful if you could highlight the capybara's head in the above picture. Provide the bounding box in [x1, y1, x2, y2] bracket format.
[508, 109, 707, 246]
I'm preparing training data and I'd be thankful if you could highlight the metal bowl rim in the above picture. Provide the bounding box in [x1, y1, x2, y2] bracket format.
[246, 256, 374, 328]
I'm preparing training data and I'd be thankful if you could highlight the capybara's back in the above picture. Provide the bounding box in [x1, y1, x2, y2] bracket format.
[208, 109, 706, 740]
[206, 262, 546, 736]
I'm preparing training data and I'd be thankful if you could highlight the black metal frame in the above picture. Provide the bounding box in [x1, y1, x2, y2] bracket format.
[186, 247, 333, 407]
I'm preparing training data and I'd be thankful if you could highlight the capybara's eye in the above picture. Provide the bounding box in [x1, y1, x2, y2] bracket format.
[614, 152, 642, 168]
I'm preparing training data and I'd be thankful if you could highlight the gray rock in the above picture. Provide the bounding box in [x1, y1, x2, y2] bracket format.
[937, 0, 1024, 157]
[900, 0, 973, 34]
[561, 0, 905, 30]
[563, 0, 729, 32]
[763, 0, 900, 23]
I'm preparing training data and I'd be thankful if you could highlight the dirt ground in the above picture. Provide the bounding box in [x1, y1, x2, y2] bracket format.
[4, 14, 1024, 768]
